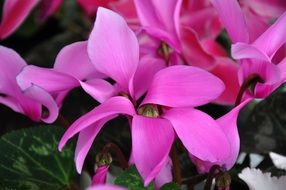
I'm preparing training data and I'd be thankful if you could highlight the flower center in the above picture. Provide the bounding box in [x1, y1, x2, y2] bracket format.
[96, 152, 112, 167]
[138, 104, 159, 118]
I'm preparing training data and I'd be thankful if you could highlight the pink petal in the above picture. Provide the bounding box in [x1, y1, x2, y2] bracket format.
[132, 115, 174, 186]
[163, 108, 230, 163]
[74, 116, 116, 173]
[16, 65, 79, 93]
[0, 0, 39, 39]
[180, 27, 215, 69]
[232, 42, 270, 62]
[154, 157, 173, 189]
[23, 85, 59, 123]
[131, 56, 166, 100]
[79, 79, 115, 103]
[0, 45, 41, 121]
[238, 60, 280, 87]
[211, 58, 240, 105]
[253, 12, 286, 58]
[77, 0, 110, 17]
[88, 7, 139, 92]
[216, 99, 252, 169]
[38, 0, 63, 21]
[211, 0, 249, 43]
[91, 166, 109, 185]
[134, 0, 183, 50]
[87, 185, 127, 190]
[54, 41, 105, 80]
[142, 65, 225, 107]
[59, 96, 135, 151]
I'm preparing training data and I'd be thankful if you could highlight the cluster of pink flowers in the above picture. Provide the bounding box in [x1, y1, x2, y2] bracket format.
[1, 0, 286, 189]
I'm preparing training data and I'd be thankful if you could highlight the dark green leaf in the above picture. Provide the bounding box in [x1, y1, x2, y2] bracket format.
[0, 125, 78, 190]
[239, 85, 286, 155]
[160, 182, 180, 190]
[114, 166, 154, 190]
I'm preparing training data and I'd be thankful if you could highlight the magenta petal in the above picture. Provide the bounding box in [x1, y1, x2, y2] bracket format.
[79, 79, 115, 103]
[59, 96, 135, 151]
[54, 41, 104, 80]
[87, 185, 127, 190]
[88, 7, 139, 92]
[17, 65, 79, 93]
[0, 45, 41, 121]
[0, 0, 39, 39]
[75, 116, 115, 173]
[132, 115, 174, 186]
[216, 99, 252, 169]
[253, 12, 286, 58]
[232, 43, 270, 62]
[211, 0, 249, 43]
[154, 157, 173, 189]
[142, 65, 225, 107]
[131, 56, 165, 100]
[163, 108, 230, 163]
[211, 58, 240, 105]
[134, 0, 183, 50]
[38, 0, 63, 20]
[180, 27, 215, 69]
[23, 85, 59, 123]
[91, 166, 109, 185]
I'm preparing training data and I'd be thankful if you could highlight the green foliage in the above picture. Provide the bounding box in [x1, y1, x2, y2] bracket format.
[160, 182, 180, 190]
[114, 166, 154, 190]
[0, 126, 78, 190]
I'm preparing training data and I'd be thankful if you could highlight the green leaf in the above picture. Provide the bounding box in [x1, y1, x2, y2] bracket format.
[0, 125, 78, 190]
[160, 182, 180, 190]
[114, 166, 154, 190]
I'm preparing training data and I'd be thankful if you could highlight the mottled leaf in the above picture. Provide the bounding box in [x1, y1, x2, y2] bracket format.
[0, 125, 78, 190]
[114, 166, 154, 190]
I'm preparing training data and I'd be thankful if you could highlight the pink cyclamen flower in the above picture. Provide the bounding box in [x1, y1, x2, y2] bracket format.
[0, 0, 63, 39]
[133, 0, 240, 105]
[190, 99, 251, 173]
[16, 41, 115, 123]
[87, 185, 127, 190]
[212, 0, 286, 101]
[59, 7, 230, 186]
[0, 45, 57, 123]
[91, 166, 109, 185]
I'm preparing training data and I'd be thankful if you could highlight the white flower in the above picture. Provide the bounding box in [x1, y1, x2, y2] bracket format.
[239, 168, 286, 190]
[270, 152, 286, 171]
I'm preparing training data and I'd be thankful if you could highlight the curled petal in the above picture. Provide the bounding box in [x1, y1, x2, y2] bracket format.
[163, 108, 230, 163]
[17, 65, 79, 93]
[142, 65, 225, 107]
[88, 7, 139, 92]
[59, 96, 135, 151]
[23, 85, 59, 123]
[132, 115, 174, 186]
[0, 0, 39, 39]
[211, 0, 249, 43]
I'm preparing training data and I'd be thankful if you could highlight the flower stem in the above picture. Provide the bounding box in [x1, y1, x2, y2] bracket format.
[171, 143, 182, 185]
[204, 165, 222, 190]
